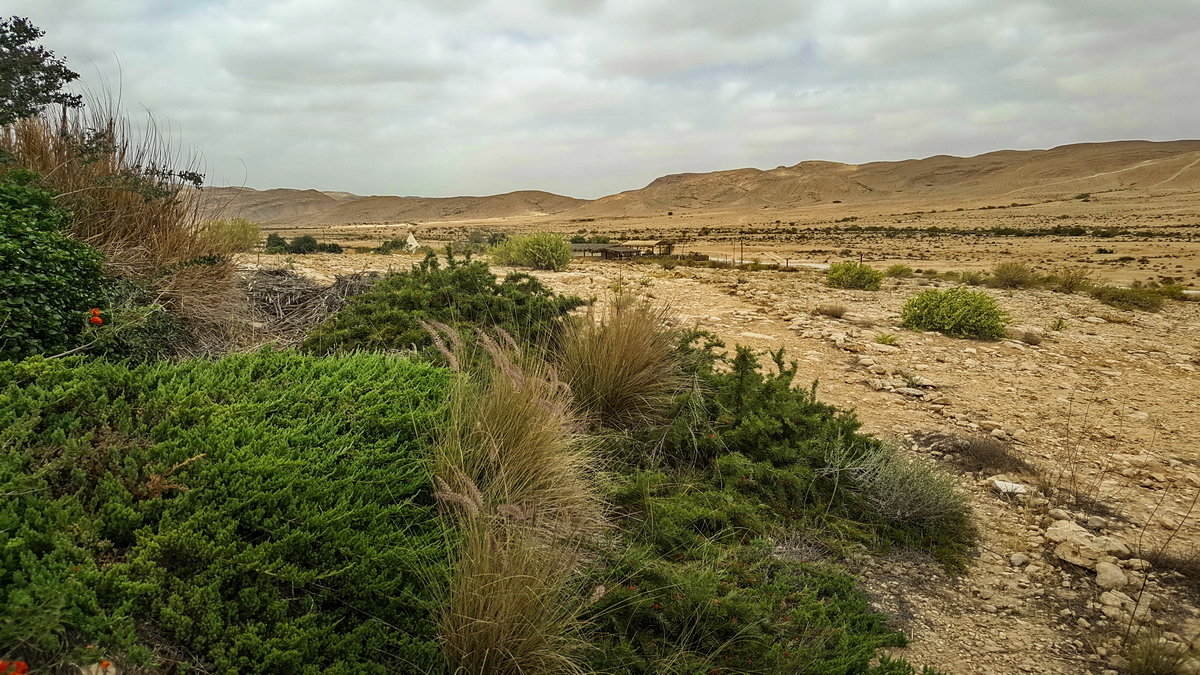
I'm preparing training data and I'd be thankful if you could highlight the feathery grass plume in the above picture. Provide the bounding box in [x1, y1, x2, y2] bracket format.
[431, 328, 604, 673]
[1, 97, 249, 350]
[555, 292, 685, 430]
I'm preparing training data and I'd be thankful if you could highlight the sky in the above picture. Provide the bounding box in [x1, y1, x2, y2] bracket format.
[12, 0, 1200, 198]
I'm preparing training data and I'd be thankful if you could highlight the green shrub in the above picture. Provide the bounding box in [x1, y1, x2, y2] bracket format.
[0, 350, 450, 672]
[988, 262, 1039, 289]
[959, 270, 989, 286]
[264, 233, 343, 254]
[489, 232, 572, 271]
[265, 232, 287, 253]
[825, 262, 883, 290]
[884, 264, 914, 278]
[901, 287, 1010, 339]
[0, 175, 106, 360]
[875, 333, 898, 346]
[303, 252, 582, 354]
[1090, 285, 1165, 311]
[199, 217, 259, 253]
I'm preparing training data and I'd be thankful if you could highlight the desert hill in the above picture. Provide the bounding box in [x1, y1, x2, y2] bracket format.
[201, 140, 1200, 225]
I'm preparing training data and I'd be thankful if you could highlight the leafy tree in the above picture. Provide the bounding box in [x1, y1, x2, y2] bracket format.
[0, 16, 82, 126]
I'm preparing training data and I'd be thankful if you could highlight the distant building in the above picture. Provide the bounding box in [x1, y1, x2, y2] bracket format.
[619, 240, 675, 256]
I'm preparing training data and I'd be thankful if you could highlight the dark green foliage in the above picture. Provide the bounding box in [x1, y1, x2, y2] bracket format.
[0, 175, 105, 360]
[303, 252, 583, 354]
[826, 262, 883, 290]
[84, 279, 190, 362]
[0, 351, 450, 672]
[264, 232, 286, 252]
[0, 16, 82, 125]
[582, 340, 972, 672]
[901, 287, 1009, 340]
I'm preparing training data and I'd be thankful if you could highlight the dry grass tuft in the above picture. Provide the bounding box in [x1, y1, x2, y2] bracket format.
[431, 328, 604, 673]
[555, 294, 684, 430]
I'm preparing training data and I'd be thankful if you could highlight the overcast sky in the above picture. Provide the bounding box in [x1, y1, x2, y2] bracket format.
[12, 0, 1200, 198]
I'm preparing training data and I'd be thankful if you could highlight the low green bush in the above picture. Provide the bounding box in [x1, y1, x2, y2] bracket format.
[901, 287, 1010, 340]
[884, 264, 914, 278]
[303, 252, 582, 354]
[489, 232, 572, 271]
[199, 217, 260, 253]
[0, 174, 106, 360]
[1090, 285, 1165, 311]
[0, 350, 450, 672]
[265, 233, 343, 254]
[826, 262, 883, 290]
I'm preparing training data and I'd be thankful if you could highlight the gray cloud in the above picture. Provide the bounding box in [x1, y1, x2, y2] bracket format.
[10, 0, 1200, 198]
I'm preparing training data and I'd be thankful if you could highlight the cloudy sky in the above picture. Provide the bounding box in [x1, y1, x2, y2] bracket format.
[13, 0, 1200, 198]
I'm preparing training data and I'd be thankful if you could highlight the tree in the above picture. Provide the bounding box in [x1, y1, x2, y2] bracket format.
[0, 16, 82, 126]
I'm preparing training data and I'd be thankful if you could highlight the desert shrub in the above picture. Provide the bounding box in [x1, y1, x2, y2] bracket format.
[303, 252, 582, 354]
[1124, 630, 1196, 675]
[555, 295, 684, 430]
[901, 287, 1010, 340]
[884, 264, 914, 278]
[959, 270, 989, 286]
[0, 174, 106, 360]
[1045, 265, 1095, 294]
[0, 350, 450, 672]
[274, 234, 343, 254]
[490, 232, 572, 271]
[988, 262, 1040, 289]
[1090, 285, 1165, 312]
[875, 333, 899, 346]
[198, 217, 259, 253]
[826, 261, 883, 290]
[264, 232, 287, 252]
[813, 303, 847, 318]
[2, 104, 246, 339]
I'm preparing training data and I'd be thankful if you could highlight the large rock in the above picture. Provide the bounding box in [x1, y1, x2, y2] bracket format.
[1095, 561, 1129, 590]
[1046, 519, 1131, 569]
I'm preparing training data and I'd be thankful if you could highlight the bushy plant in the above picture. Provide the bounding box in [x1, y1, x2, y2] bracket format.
[988, 262, 1039, 289]
[1045, 265, 1095, 294]
[0, 174, 105, 360]
[303, 252, 582, 354]
[825, 262, 883, 290]
[489, 232, 572, 271]
[0, 350, 450, 672]
[884, 264, 914, 278]
[900, 287, 1010, 340]
[959, 270, 989, 286]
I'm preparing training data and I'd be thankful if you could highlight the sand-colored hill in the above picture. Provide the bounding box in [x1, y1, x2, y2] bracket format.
[201, 140, 1200, 225]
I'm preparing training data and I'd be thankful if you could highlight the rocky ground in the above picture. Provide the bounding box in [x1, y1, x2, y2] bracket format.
[254, 251, 1200, 674]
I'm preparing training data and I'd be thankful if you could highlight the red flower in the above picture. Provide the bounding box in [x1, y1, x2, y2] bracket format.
[90, 316, 104, 326]
[15, 663, 29, 675]
[90, 308, 102, 316]
[100, 660, 112, 669]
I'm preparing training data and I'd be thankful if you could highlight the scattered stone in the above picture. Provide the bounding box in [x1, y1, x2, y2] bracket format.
[993, 480, 1029, 495]
[1010, 553, 1031, 567]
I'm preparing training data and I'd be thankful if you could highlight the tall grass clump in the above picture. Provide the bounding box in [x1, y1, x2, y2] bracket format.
[1091, 285, 1167, 312]
[901, 287, 1009, 340]
[1, 101, 248, 346]
[988, 262, 1040, 289]
[555, 295, 684, 430]
[884, 264, 914, 278]
[429, 326, 603, 674]
[1045, 265, 1095, 294]
[826, 261, 883, 290]
[490, 232, 573, 271]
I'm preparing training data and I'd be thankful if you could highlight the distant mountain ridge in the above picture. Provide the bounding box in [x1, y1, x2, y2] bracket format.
[200, 140, 1200, 225]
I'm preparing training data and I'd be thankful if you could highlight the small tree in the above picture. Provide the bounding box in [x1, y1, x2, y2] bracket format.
[0, 16, 82, 125]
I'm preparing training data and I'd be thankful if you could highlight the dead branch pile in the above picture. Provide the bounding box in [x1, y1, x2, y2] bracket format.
[244, 268, 379, 344]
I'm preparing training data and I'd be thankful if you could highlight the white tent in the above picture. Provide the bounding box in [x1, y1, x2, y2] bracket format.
[405, 232, 420, 252]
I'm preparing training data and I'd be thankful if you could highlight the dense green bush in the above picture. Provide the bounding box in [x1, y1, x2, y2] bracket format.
[0, 350, 450, 672]
[825, 262, 883, 290]
[901, 287, 1010, 340]
[303, 252, 582, 354]
[582, 342, 971, 671]
[489, 232, 572, 271]
[0, 174, 106, 360]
